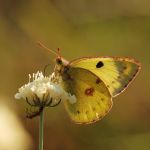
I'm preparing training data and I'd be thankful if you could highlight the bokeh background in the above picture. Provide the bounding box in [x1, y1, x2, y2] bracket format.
[0, 0, 149, 150]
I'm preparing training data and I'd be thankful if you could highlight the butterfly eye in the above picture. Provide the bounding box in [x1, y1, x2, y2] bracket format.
[56, 58, 63, 65]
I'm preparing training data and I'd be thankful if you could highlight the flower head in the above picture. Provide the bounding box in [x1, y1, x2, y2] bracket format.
[15, 71, 77, 118]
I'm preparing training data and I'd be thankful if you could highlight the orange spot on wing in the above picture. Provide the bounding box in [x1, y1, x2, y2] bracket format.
[85, 88, 95, 96]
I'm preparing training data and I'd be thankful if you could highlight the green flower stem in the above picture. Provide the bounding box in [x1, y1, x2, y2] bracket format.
[39, 108, 44, 150]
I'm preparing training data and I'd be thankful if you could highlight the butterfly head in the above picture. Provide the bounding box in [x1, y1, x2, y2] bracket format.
[55, 48, 69, 66]
[56, 56, 69, 66]
[56, 57, 63, 65]
[54, 48, 69, 75]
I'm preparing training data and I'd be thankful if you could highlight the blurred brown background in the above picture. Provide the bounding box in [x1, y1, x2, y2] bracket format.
[0, 0, 149, 150]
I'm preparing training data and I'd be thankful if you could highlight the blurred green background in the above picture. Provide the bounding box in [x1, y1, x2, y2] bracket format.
[0, 0, 149, 150]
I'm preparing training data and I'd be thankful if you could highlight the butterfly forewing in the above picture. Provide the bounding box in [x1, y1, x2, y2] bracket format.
[69, 57, 141, 97]
[62, 67, 112, 124]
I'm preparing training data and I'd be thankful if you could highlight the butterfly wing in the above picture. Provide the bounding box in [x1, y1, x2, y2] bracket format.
[69, 57, 141, 97]
[62, 67, 112, 124]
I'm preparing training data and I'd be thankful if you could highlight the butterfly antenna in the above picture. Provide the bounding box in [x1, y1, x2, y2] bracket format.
[37, 41, 58, 56]
[57, 48, 61, 58]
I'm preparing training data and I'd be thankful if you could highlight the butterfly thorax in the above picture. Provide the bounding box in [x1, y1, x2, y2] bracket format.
[52, 57, 70, 82]
[54, 57, 68, 73]
[53, 57, 75, 93]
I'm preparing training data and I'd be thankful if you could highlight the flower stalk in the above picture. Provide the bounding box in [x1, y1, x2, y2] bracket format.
[39, 108, 44, 150]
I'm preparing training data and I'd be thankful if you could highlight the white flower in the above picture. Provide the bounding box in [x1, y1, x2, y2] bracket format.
[15, 71, 77, 107]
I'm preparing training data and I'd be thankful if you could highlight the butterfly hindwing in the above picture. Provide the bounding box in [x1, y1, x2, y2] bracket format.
[62, 67, 112, 124]
[69, 57, 141, 97]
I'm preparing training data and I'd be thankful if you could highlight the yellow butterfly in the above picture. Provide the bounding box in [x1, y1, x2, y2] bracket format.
[39, 43, 141, 124]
